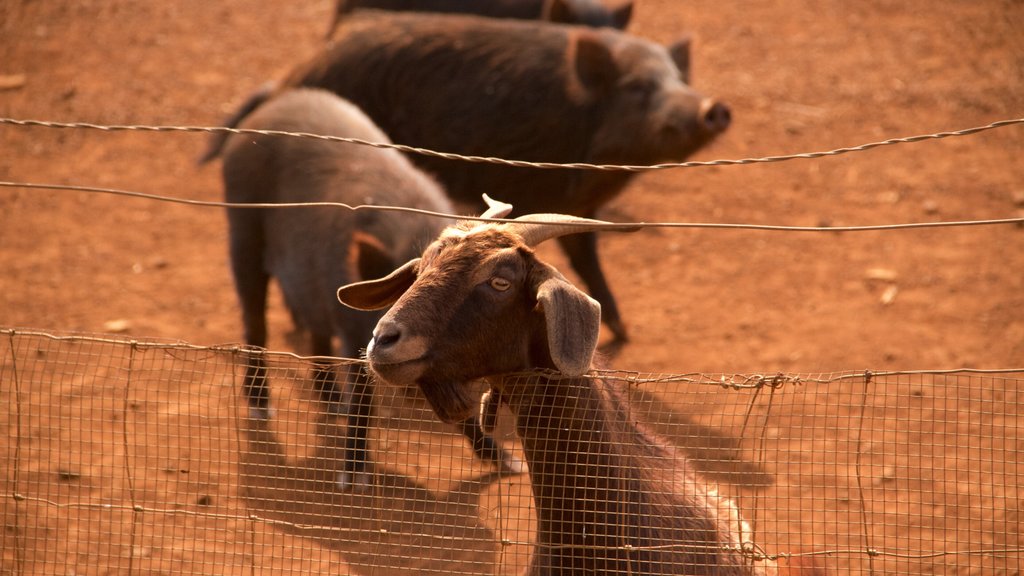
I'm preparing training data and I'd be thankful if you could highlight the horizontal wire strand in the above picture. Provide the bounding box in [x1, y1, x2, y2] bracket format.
[2, 180, 1022, 233]
[0, 116, 1021, 171]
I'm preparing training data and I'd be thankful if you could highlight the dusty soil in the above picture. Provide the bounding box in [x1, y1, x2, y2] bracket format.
[1, 1, 1022, 575]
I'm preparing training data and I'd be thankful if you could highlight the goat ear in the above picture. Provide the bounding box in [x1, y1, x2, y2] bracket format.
[532, 262, 601, 376]
[337, 258, 420, 311]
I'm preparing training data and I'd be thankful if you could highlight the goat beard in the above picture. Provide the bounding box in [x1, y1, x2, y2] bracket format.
[416, 378, 476, 424]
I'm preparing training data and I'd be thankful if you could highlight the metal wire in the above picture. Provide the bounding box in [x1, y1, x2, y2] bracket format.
[2, 180, 1022, 233]
[0, 115, 1021, 172]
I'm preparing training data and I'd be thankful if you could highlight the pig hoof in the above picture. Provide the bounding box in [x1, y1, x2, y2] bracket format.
[598, 335, 628, 358]
[604, 318, 630, 344]
[323, 400, 347, 417]
[248, 406, 273, 420]
[336, 470, 373, 492]
[500, 453, 528, 476]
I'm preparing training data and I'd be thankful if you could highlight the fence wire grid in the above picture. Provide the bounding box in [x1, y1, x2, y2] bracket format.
[2, 328, 1021, 575]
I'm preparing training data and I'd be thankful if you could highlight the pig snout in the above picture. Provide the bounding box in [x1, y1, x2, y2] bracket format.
[699, 98, 731, 134]
[651, 95, 732, 158]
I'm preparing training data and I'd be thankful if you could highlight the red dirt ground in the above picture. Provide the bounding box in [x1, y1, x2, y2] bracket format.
[1, 1, 1022, 575]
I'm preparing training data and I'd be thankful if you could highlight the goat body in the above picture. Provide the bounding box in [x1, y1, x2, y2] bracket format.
[498, 373, 763, 575]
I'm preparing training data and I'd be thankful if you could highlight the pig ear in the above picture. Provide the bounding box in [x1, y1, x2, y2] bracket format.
[531, 262, 600, 377]
[572, 30, 618, 94]
[611, 1, 634, 29]
[349, 231, 397, 282]
[326, 0, 355, 39]
[541, 0, 576, 24]
[669, 35, 692, 85]
[337, 258, 420, 311]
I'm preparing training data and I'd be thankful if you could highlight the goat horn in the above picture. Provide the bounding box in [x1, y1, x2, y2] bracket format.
[505, 214, 641, 247]
[479, 193, 514, 219]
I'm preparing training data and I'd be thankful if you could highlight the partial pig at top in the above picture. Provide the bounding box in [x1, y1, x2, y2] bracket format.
[327, 0, 633, 38]
[221, 88, 518, 488]
[202, 11, 731, 346]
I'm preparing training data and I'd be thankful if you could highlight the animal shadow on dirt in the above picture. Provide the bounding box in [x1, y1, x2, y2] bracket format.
[238, 390, 504, 576]
[235, 365, 771, 574]
[626, 386, 775, 488]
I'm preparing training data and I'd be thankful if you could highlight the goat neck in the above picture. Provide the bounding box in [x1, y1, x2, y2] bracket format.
[490, 371, 764, 576]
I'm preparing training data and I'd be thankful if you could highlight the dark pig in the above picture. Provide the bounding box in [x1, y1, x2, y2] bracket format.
[221, 88, 519, 488]
[203, 12, 732, 345]
[327, 0, 633, 38]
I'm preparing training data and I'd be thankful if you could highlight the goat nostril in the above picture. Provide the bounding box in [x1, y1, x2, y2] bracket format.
[700, 101, 731, 133]
[373, 321, 402, 349]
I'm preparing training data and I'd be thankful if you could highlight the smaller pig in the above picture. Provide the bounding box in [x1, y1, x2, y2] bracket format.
[327, 0, 633, 38]
[221, 88, 519, 488]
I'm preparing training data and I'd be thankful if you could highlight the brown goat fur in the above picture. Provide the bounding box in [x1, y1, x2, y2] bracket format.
[338, 216, 782, 575]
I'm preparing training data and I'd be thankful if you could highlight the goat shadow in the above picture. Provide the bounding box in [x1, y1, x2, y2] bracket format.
[626, 386, 776, 489]
[239, 410, 503, 576]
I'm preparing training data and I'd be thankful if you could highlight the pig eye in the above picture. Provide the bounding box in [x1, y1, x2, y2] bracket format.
[623, 78, 656, 97]
[489, 277, 512, 292]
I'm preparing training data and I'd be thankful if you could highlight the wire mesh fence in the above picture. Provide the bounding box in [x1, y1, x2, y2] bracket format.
[2, 328, 1020, 575]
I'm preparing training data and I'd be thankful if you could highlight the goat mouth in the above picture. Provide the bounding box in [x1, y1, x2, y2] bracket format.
[370, 364, 475, 423]
[367, 356, 428, 389]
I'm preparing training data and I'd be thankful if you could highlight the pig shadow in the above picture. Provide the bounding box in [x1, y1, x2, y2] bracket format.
[239, 413, 503, 576]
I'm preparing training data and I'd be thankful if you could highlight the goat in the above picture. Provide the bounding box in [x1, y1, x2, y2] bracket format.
[221, 89, 519, 488]
[337, 198, 817, 574]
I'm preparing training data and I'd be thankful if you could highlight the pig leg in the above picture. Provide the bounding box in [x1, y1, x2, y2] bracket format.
[241, 350, 270, 420]
[310, 335, 354, 485]
[556, 231, 628, 344]
[338, 336, 375, 490]
[339, 367, 524, 488]
[339, 374, 374, 490]
[456, 416, 526, 475]
[310, 332, 343, 409]
[229, 216, 273, 419]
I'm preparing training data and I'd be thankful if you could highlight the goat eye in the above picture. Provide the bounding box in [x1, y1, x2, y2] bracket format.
[490, 277, 512, 292]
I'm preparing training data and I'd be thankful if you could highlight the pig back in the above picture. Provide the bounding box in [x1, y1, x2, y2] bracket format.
[221, 88, 452, 335]
[327, 0, 632, 40]
[289, 11, 725, 218]
[291, 12, 606, 216]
